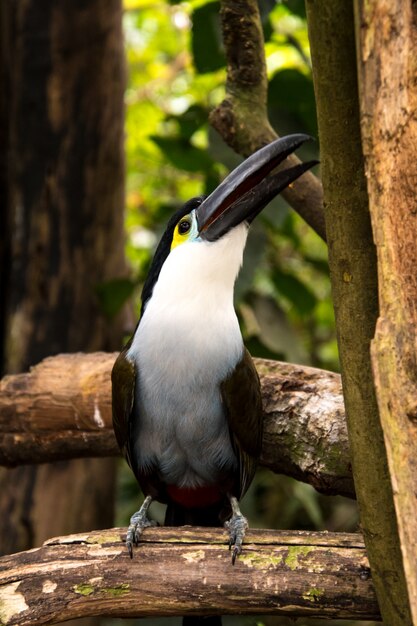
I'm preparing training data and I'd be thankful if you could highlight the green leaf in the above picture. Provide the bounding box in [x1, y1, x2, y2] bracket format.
[283, 0, 306, 18]
[167, 104, 208, 141]
[191, 2, 225, 74]
[258, 0, 275, 42]
[304, 255, 330, 276]
[203, 167, 221, 195]
[96, 278, 136, 319]
[272, 269, 317, 315]
[151, 135, 215, 173]
[268, 69, 317, 136]
[208, 125, 242, 170]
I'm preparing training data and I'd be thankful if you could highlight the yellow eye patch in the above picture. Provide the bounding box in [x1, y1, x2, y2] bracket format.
[171, 217, 192, 250]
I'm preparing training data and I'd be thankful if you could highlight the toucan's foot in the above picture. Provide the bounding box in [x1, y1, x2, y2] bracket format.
[126, 495, 157, 558]
[225, 496, 248, 565]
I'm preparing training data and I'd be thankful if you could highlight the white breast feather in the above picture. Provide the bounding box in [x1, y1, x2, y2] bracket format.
[127, 224, 248, 487]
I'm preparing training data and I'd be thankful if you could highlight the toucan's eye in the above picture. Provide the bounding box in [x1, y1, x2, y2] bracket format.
[178, 219, 191, 235]
[171, 213, 194, 250]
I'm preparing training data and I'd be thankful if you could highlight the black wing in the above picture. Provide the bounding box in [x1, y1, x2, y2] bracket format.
[220, 348, 264, 499]
[111, 347, 136, 470]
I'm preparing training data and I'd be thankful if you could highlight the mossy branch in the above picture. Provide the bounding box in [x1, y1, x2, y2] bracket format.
[0, 352, 354, 498]
[0, 527, 380, 625]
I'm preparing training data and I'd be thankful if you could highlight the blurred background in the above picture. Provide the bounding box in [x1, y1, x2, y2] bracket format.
[111, 2, 369, 625]
[0, 0, 378, 624]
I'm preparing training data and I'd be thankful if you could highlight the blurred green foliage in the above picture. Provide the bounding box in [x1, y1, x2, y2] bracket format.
[108, 2, 371, 624]
[120, 0, 338, 370]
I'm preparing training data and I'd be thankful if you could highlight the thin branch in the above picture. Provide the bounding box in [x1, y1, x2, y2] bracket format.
[210, 0, 326, 240]
[0, 352, 354, 498]
[0, 527, 380, 625]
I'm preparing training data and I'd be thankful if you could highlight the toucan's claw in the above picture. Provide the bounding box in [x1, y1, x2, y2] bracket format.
[232, 545, 240, 566]
[225, 496, 248, 565]
[125, 495, 157, 558]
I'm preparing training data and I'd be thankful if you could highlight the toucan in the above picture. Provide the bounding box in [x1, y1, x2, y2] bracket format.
[112, 135, 315, 574]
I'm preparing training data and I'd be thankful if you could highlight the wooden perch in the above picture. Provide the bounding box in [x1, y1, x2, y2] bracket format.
[0, 353, 353, 498]
[0, 527, 380, 624]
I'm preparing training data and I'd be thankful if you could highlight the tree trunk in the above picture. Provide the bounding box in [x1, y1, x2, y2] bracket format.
[305, 2, 412, 624]
[354, 1, 417, 622]
[0, 3, 126, 624]
[0, 2, 11, 372]
[1, 0, 126, 371]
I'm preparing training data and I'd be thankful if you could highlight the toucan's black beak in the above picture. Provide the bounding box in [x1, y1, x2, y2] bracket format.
[196, 134, 317, 242]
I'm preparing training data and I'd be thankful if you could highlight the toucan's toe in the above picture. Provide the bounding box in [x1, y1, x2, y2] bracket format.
[225, 510, 248, 565]
[125, 495, 157, 557]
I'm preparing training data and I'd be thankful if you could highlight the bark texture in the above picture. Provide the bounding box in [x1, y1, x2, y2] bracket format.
[355, 2, 417, 623]
[0, 3, 126, 604]
[306, 3, 411, 625]
[0, 527, 380, 624]
[3, 1, 126, 369]
[0, 353, 354, 498]
[0, 3, 10, 372]
[210, 0, 326, 240]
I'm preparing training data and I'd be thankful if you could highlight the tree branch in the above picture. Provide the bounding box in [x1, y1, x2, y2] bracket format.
[0, 527, 380, 625]
[0, 352, 354, 498]
[210, 0, 326, 240]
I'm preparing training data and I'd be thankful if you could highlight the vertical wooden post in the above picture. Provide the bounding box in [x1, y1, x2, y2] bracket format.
[306, 2, 412, 623]
[355, 2, 417, 623]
